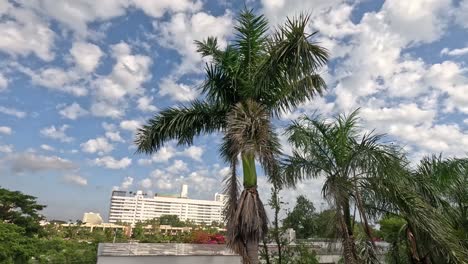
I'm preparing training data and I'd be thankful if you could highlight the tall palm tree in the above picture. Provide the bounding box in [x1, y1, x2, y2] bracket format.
[283, 110, 468, 263]
[135, 9, 328, 263]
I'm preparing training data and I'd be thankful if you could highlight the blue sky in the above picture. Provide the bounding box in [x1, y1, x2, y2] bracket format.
[0, 0, 468, 221]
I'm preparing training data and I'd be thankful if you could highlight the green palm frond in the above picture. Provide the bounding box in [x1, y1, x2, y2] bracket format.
[135, 100, 228, 153]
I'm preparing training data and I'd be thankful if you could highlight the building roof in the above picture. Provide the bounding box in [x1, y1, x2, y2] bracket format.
[97, 243, 238, 256]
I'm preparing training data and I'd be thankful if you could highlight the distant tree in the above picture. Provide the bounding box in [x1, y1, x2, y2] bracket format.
[282, 195, 316, 239]
[159, 215, 184, 227]
[379, 216, 410, 264]
[315, 209, 337, 239]
[0, 187, 45, 234]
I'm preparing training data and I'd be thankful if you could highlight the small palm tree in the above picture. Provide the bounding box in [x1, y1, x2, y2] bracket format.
[282, 110, 399, 263]
[135, 9, 328, 263]
[283, 110, 468, 263]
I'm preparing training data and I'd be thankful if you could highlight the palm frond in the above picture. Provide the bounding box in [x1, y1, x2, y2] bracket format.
[255, 13, 329, 113]
[135, 100, 227, 154]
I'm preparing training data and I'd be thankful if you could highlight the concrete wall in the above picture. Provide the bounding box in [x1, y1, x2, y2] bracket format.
[97, 255, 241, 264]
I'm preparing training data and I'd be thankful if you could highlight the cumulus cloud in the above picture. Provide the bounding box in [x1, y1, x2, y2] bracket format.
[70, 42, 103, 73]
[91, 42, 151, 118]
[441, 47, 468, 57]
[0, 126, 12, 135]
[113, 176, 134, 191]
[59, 102, 88, 120]
[40, 144, 55, 151]
[138, 145, 204, 165]
[139, 178, 152, 189]
[1, 152, 76, 173]
[63, 174, 88, 186]
[166, 160, 188, 174]
[94, 156, 132, 169]
[81, 137, 113, 154]
[0, 2, 55, 60]
[119, 119, 142, 132]
[137, 96, 158, 112]
[40, 125, 74, 142]
[0, 106, 26, 118]
[0, 144, 13, 153]
[0, 73, 8, 92]
[102, 122, 125, 143]
[156, 11, 232, 76]
[158, 78, 198, 102]
[19, 66, 87, 96]
[181, 146, 204, 161]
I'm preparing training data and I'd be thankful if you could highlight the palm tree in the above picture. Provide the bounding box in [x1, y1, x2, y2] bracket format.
[394, 155, 468, 263]
[283, 110, 468, 263]
[135, 9, 328, 263]
[282, 110, 399, 263]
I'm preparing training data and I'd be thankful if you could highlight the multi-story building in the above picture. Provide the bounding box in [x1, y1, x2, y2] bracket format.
[108, 184, 227, 225]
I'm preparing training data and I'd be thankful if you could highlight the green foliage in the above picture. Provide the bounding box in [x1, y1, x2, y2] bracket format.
[283, 195, 316, 239]
[159, 215, 184, 227]
[0, 187, 46, 235]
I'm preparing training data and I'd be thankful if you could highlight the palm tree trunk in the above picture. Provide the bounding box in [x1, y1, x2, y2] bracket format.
[246, 240, 260, 264]
[355, 190, 376, 249]
[337, 201, 358, 264]
[241, 152, 260, 264]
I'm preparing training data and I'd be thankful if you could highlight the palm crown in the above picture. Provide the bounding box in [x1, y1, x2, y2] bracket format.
[135, 9, 328, 263]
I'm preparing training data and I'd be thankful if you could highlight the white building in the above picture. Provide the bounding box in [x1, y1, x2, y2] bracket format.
[108, 184, 227, 225]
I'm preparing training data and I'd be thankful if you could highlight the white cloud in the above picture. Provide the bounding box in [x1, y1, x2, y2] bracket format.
[0, 144, 13, 153]
[59, 102, 88, 120]
[93, 42, 151, 101]
[167, 159, 188, 174]
[105, 131, 124, 143]
[70, 42, 103, 72]
[381, 0, 451, 44]
[90, 101, 124, 119]
[63, 174, 87, 186]
[0, 73, 8, 92]
[158, 78, 198, 102]
[181, 146, 204, 161]
[94, 156, 132, 169]
[0, 2, 55, 60]
[119, 119, 141, 132]
[40, 125, 74, 142]
[81, 137, 113, 154]
[19, 0, 202, 37]
[424, 61, 468, 113]
[90, 42, 151, 118]
[1, 152, 76, 173]
[441, 47, 468, 57]
[0, 106, 26, 118]
[137, 96, 158, 112]
[40, 144, 55, 151]
[152, 146, 176, 163]
[156, 11, 232, 75]
[0, 126, 12, 135]
[117, 176, 134, 190]
[455, 0, 468, 28]
[132, 0, 202, 18]
[20, 66, 87, 96]
[102, 122, 125, 142]
[20, 0, 129, 36]
[139, 177, 152, 189]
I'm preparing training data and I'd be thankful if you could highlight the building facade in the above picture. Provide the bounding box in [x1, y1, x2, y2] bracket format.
[108, 184, 227, 225]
